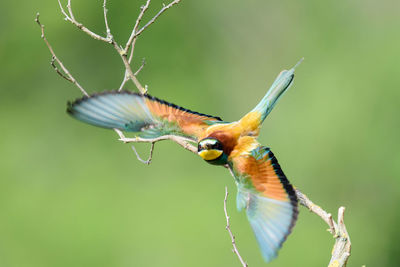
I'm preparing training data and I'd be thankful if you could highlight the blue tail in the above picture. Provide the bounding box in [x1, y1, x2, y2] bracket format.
[252, 58, 303, 123]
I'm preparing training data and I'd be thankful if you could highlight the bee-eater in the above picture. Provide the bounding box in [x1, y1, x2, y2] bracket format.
[67, 62, 300, 262]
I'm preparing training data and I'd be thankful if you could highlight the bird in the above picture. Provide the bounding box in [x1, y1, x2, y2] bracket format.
[66, 61, 302, 262]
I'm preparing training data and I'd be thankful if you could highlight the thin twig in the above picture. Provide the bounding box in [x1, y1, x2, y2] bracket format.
[58, 0, 181, 94]
[135, 0, 182, 38]
[115, 43, 146, 93]
[103, 0, 113, 40]
[58, 0, 111, 43]
[50, 56, 73, 82]
[134, 58, 146, 76]
[224, 187, 248, 267]
[296, 190, 337, 234]
[58, 0, 145, 92]
[131, 142, 155, 164]
[114, 128, 197, 154]
[35, 13, 89, 97]
[119, 58, 146, 91]
[125, 0, 151, 53]
[118, 0, 150, 91]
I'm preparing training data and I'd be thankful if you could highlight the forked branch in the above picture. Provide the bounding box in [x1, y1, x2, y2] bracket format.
[56, 0, 181, 93]
[114, 129, 197, 154]
[35, 13, 88, 97]
[131, 142, 155, 165]
[296, 190, 351, 267]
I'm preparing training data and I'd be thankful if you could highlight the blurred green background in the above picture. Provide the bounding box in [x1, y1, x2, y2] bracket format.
[1, 0, 399, 266]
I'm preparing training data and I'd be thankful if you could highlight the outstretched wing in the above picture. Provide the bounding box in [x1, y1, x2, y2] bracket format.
[67, 91, 223, 141]
[229, 145, 298, 262]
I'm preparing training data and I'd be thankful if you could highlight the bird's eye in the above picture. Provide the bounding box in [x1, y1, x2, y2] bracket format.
[198, 138, 223, 161]
[198, 138, 222, 151]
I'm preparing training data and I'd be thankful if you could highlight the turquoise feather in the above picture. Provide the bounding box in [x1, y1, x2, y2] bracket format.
[232, 146, 298, 262]
[251, 59, 303, 123]
[67, 92, 155, 132]
[67, 91, 222, 139]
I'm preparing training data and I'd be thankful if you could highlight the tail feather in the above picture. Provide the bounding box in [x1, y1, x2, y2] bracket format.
[251, 59, 303, 123]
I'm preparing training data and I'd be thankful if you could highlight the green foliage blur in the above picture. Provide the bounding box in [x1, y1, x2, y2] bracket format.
[1, 0, 399, 266]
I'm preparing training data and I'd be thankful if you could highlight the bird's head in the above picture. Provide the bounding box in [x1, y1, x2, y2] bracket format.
[197, 137, 227, 165]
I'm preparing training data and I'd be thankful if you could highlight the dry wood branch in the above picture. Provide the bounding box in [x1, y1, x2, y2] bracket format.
[58, 0, 111, 43]
[135, 0, 182, 38]
[118, 0, 150, 91]
[35, 13, 89, 97]
[131, 142, 155, 165]
[134, 59, 146, 76]
[103, 0, 112, 40]
[296, 190, 351, 267]
[224, 187, 248, 267]
[56, 0, 181, 93]
[50, 56, 72, 83]
[119, 58, 146, 91]
[113, 129, 197, 155]
[118, 0, 181, 91]
[58, 0, 144, 93]
[125, 0, 151, 53]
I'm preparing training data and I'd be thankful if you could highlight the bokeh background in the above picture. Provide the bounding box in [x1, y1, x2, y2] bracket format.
[1, 0, 399, 266]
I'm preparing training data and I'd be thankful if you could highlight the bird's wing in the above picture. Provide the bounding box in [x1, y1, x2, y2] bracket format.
[229, 145, 298, 262]
[67, 91, 223, 141]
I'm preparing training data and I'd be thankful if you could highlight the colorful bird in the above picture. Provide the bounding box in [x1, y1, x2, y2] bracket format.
[67, 62, 301, 262]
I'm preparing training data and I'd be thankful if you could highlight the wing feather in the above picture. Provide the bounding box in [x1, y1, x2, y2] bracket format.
[229, 145, 298, 262]
[67, 91, 223, 141]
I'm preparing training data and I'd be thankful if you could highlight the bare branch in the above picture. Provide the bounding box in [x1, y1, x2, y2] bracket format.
[296, 190, 351, 267]
[114, 129, 197, 154]
[329, 207, 351, 267]
[131, 142, 155, 164]
[135, 0, 182, 38]
[125, 0, 151, 52]
[66, 0, 76, 21]
[296, 190, 337, 234]
[50, 56, 73, 82]
[118, 58, 146, 91]
[58, 0, 145, 93]
[57, 0, 181, 94]
[117, 0, 150, 92]
[35, 13, 89, 96]
[103, 0, 112, 40]
[58, 0, 111, 43]
[115, 45, 146, 93]
[119, 0, 182, 92]
[134, 58, 146, 76]
[224, 187, 248, 267]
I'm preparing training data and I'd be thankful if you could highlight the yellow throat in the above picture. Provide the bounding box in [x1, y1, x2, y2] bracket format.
[198, 149, 223, 161]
